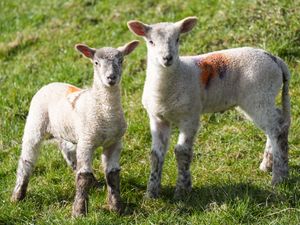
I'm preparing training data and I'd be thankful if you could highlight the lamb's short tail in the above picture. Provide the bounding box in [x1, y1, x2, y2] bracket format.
[277, 57, 291, 126]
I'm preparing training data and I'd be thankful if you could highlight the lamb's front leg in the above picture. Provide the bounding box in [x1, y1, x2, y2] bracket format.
[102, 141, 122, 213]
[146, 116, 171, 198]
[72, 141, 94, 217]
[59, 139, 99, 189]
[174, 118, 199, 199]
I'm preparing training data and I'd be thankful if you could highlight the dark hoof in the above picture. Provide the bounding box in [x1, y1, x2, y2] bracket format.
[109, 201, 124, 215]
[72, 198, 87, 217]
[11, 184, 27, 202]
[11, 191, 26, 202]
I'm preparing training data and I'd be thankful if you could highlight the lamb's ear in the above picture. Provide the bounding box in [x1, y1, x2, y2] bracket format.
[176, 16, 198, 34]
[127, 20, 149, 37]
[75, 44, 95, 59]
[118, 40, 139, 56]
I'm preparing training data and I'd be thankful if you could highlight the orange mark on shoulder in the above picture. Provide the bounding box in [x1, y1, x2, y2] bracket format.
[67, 85, 81, 94]
[197, 53, 229, 89]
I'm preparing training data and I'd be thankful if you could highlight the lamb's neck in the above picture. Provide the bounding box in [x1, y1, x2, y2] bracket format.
[91, 77, 122, 110]
[146, 56, 181, 91]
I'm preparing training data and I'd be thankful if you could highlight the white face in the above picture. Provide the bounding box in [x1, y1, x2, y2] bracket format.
[145, 24, 180, 67]
[128, 17, 198, 68]
[93, 51, 123, 87]
[75, 41, 139, 87]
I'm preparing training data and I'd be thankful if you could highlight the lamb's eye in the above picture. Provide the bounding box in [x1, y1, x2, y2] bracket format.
[149, 40, 154, 45]
[95, 61, 99, 66]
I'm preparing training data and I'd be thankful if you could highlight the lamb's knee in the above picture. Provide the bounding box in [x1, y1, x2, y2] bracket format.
[106, 168, 121, 192]
[150, 149, 164, 166]
[22, 112, 48, 148]
[175, 144, 193, 170]
[149, 149, 164, 181]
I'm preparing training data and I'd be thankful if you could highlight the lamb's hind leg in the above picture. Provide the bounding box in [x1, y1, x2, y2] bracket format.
[269, 113, 289, 185]
[59, 140, 77, 171]
[11, 110, 48, 202]
[174, 117, 199, 199]
[240, 104, 289, 185]
[146, 115, 171, 198]
[259, 135, 273, 172]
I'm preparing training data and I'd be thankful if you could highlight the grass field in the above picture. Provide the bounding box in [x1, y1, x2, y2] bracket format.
[0, 0, 299, 224]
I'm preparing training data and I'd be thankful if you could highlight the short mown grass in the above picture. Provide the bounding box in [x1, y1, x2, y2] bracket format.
[0, 0, 299, 224]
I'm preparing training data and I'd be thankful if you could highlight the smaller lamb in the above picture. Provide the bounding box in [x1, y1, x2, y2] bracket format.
[127, 17, 291, 199]
[11, 40, 139, 217]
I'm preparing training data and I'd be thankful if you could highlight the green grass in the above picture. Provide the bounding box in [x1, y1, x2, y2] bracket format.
[1, 0, 299, 224]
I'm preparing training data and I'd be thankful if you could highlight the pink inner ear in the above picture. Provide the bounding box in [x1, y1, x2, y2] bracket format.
[129, 22, 146, 36]
[77, 45, 93, 58]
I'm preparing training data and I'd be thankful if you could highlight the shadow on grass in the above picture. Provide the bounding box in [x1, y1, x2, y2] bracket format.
[122, 165, 300, 216]
[162, 183, 276, 215]
[288, 164, 300, 184]
[123, 181, 277, 216]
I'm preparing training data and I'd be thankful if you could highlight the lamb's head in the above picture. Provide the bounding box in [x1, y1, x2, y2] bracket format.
[127, 17, 197, 68]
[75, 41, 139, 87]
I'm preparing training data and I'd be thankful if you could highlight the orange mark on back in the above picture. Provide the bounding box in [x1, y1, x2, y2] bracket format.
[197, 53, 229, 89]
[67, 86, 81, 94]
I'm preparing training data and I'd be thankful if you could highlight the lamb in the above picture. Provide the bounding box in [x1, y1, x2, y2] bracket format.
[11, 40, 139, 217]
[127, 17, 291, 199]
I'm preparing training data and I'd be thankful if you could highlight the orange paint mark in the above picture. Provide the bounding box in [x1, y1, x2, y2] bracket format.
[197, 53, 229, 88]
[67, 85, 81, 94]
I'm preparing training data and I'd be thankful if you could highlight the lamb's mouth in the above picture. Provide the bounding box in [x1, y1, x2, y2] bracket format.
[108, 80, 117, 86]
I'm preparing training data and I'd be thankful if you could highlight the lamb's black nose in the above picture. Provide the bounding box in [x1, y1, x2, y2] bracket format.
[163, 55, 173, 62]
[107, 75, 116, 80]
[162, 55, 173, 66]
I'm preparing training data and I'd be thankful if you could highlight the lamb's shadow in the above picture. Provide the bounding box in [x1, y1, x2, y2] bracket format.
[123, 165, 300, 215]
[288, 164, 300, 184]
[161, 183, 275, 215]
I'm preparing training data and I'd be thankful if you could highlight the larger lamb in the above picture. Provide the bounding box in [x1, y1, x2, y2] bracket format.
[127, 17, 291, 199]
